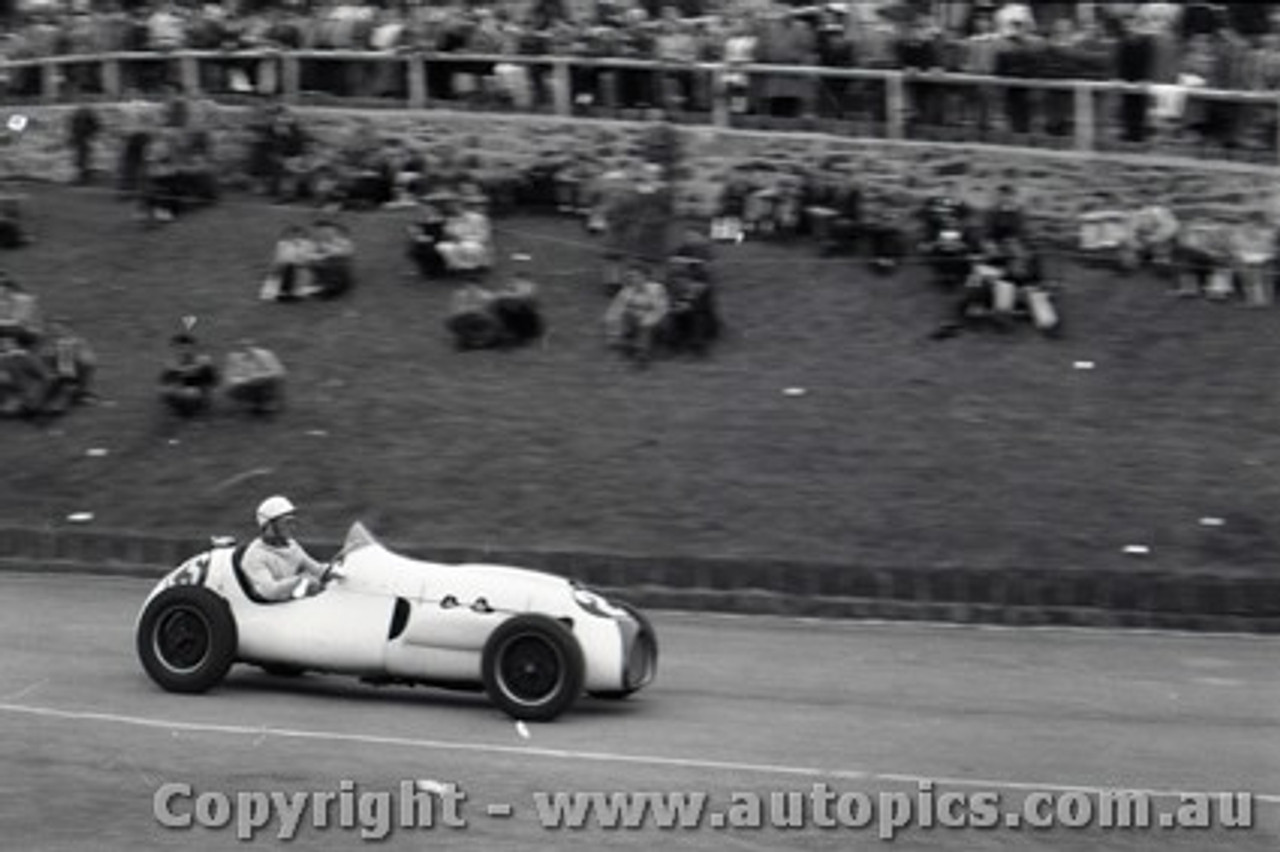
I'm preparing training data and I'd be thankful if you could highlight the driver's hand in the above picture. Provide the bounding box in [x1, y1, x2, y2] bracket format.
[293, 576, 321, 598]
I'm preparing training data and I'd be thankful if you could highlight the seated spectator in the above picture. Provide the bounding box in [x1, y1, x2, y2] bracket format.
[308, 220, 356, 299]
[436, 197, 494, 274]
[665, 269, 720, 355]
[0, 336, 51, 418]
[1003, 238, 1061, 336]
[37, 318, 97, 416]
[1231, 210, 1277, 307]
[159, 332, 219, 417]
[489, 254, 544, 345]
[985, 184, 1027, 244]
[0, 274, 43, 345]
[0, 193, 32, 249]
[804, 172, 861, 256]
[933, 238, 1047, 338]
[381, 140, 427, 209]
[1079, 204, 1132, 257]
[1120, 204, 1180, 272]
[862, 193, 908, 273]
[918, 190, 973, 248]
[331, 120, 389, 210]
[445, 281, 504, 350]
[604, 262, 669, 366]
[744, 171, 805, 240]
[711, 171, 751, 243]
[224, 343, 286, 416]
[1172, 220, 1234, 299]
[260, 225, 317, 302]
[406, 192, 451, 279]
[669, 226, 714, 283]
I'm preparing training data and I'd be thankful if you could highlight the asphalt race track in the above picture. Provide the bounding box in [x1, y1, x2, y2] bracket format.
[1, 572, 1276, 850]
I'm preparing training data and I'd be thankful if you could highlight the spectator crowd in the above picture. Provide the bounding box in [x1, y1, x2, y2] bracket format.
[6, 0, 1280, 144]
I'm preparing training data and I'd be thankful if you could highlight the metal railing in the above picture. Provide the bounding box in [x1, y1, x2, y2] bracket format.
[4, 48, 1280, 167]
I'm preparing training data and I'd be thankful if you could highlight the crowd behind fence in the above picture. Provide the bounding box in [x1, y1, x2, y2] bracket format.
[3, 49, 1280, 167]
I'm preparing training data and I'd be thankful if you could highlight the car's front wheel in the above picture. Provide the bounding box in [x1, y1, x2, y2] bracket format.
[481, 615, 584, 722]
[137, 586, 237, 693]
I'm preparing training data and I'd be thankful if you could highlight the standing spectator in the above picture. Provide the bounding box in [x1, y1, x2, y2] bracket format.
[960, 13, 1001, 132]
[994, 2, 1035, 38]
[147, 1, 186, 52]
[1179, 34, 1216, 142]
[815, 9, 855, 119]
[1209, 25, 1249, 150]
[897, 14, 944, 129]
[67, 101, 101, 185]
[721, 14, 757, 116]
[757, 12, 816, 119]
[159, 332, 219, 418]
[994, 18, 1041, 135]
[1115, 15, 1154, 143]
[1040, 18, 1081, 138]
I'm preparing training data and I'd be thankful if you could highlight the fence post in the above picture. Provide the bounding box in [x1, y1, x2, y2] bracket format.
[551, 57, 571, 116]
[886, 71, 905, 140]
[102, 57, 121, 99]
[1073, 81, 1094, 152]
[40, 60, 60, 103]
[281, 52, 299, 104]
[407, 53, 426, 109]
[179, 53, 200, 96]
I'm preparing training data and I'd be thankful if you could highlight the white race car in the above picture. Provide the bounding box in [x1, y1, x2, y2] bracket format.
[135, 523, 657, 721]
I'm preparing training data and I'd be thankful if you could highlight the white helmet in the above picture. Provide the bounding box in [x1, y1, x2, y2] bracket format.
[256, 495, 297, 529]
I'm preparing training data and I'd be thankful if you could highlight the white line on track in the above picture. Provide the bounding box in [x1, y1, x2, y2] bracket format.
[2, 701, 1276, 805]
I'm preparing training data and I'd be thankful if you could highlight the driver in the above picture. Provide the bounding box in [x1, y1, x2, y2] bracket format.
[241, 495, 328, 602]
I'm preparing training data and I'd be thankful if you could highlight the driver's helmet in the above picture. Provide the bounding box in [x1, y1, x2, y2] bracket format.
[256, 495, 297, 529]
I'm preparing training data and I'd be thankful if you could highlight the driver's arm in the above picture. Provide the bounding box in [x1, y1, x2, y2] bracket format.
[291, 541, 328, 580]
[241, 554, 309, 602]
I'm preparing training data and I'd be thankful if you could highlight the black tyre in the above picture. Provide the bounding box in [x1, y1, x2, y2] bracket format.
[481, 615, 584, 722]
[136, 586, 237, 694]
[589, 602, 659, 700]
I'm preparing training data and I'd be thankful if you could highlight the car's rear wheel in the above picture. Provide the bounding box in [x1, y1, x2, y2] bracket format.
[482, 615, 584, 722]
[589, 602, 658, 700]
[137, 586, 237, 693]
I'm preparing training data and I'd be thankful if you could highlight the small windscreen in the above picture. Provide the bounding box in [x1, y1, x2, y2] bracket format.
[341, 521, 380, 555]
